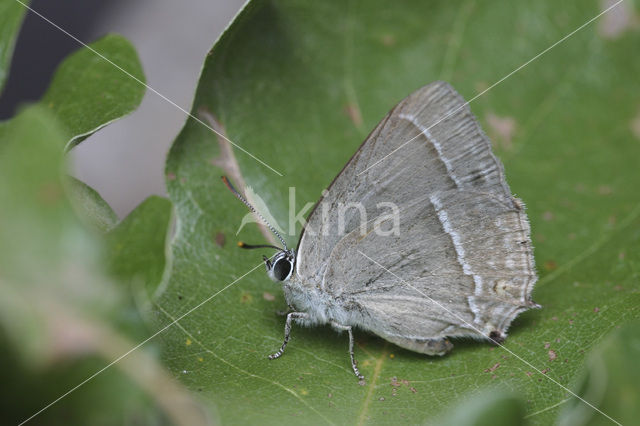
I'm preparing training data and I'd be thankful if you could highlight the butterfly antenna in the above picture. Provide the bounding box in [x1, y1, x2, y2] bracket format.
[221, 176, 288, 250]
[237, 241, 282, 250]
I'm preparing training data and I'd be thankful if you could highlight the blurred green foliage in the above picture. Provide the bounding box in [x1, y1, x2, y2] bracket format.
[0, 0, 27, 91]
[0, 104, 164, 424]
[1, 0, 639, 425]
[0, 28, 182, 424]
[558, 320, 640, 426]
[438, 390, 526, 426]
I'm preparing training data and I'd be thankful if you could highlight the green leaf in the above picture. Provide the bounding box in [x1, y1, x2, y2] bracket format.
[66, 176, 118, 232]
[157, 0, 640, 423]
[105, 195, 172, 293]
[0, 0, 27, 93]
[557, 320, 640, 426]
[102, 195, 172, 341]
[438, 390, 526, 426]
[41, 33, 146, 150]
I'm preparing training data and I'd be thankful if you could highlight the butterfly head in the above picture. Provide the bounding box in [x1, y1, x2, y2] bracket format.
[263, 249, 295, 282]
[223, 176, 295, 282]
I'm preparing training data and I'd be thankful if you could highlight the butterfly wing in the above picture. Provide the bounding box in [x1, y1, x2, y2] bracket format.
[294, 81, 537, 345]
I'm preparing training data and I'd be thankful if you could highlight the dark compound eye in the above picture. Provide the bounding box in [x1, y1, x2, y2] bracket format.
[272, 258, 292, 281]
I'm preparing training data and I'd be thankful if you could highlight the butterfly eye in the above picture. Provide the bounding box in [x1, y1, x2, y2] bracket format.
[271, 257, 293, 281]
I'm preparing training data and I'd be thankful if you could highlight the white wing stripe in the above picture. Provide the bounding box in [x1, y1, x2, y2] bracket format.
[431, 194, 483, 323]
[399, 113, 462, 188]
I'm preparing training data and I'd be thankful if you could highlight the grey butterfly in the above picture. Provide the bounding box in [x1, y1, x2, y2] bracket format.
[224, 81, 538, 380]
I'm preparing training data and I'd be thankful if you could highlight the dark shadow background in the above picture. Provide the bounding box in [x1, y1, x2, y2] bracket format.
[0, 0, 123, 119]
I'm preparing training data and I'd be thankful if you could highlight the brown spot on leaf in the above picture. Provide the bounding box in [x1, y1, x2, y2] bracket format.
[240, 291, 253, 304]
[410, 387, 417, 394]
[597, 185, 613, 195]
[167, 172, 176, 180]
[380, 34, 396, 46]
[344, 103, 363, 128]
[631, 108, 640, 139]
[526, 371, 533, 377]
[214, 231, 226, 247]
[484, 363, 500, 373]
[544, 342, 551, 349]
[542, 211, 555, 221]
[475, 81, 489, 92]
[594, 307, 600, 313]
[541, 368, 549, 374]
[560, 198, 574, 208]
[263, 292, 275, 301]
[598, 0, 638, 39]
[486, 112, 517, 150]
[548, 350, 557, 361]
[544, 260, 557, 271]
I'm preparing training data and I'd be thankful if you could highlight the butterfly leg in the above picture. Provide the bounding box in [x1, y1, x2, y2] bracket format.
[331, 322, 364, 380]
[269, 312, 308, 360]
[276, 304, 295, 317]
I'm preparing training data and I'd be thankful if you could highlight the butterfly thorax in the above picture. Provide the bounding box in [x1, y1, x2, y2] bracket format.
[283, 275, 359, 328]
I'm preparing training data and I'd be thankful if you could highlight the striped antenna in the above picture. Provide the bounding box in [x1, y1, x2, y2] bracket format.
[221, 176, 288, 251]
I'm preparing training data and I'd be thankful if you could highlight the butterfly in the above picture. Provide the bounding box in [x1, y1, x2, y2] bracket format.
[223, 81, 538, 380]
